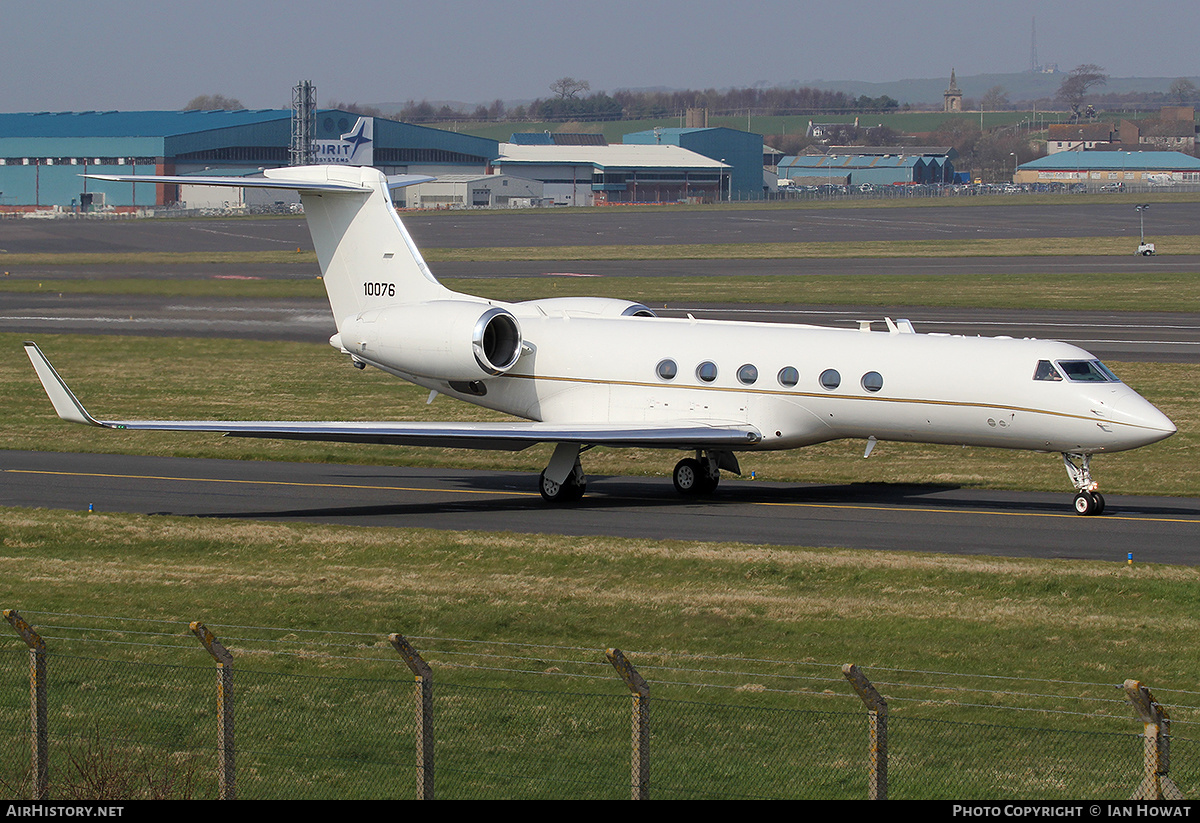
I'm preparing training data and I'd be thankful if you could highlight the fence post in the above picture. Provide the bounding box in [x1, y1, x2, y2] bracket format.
[607, 648, 649, 800]
[389, 634, 434, 800]
[843, 664, 888, 800]
[1124, 679, 1182, 800]
[3, 610, 47, 800]
[190, 622, 235, 800]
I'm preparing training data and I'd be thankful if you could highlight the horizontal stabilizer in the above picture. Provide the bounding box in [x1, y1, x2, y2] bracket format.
[84, 166, 434, 192]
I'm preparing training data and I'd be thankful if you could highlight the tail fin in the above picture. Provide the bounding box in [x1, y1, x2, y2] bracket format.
[85, 166, 450, 330]
[263, 166, 452, 326]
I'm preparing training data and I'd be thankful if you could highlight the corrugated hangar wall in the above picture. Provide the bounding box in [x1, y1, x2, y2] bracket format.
[0, 110, 499, 208]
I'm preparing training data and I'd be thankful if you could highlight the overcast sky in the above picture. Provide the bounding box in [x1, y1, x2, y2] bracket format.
[3, 0, 1199, 112]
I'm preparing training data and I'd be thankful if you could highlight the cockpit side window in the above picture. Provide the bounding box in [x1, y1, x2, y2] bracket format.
[1033, 360, 1063, 381]
[1093, 361, 1122, 383]
[1057, 360, 1114, 382]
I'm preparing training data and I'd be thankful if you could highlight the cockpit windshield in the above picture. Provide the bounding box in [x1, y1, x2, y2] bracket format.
[1056, 360, 1122, 383]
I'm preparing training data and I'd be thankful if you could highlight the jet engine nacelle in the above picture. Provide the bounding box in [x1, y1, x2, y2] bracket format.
[515, 297, 657, 318]
[339, 300, 523, 381]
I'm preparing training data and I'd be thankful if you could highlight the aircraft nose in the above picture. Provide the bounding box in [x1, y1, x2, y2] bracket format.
[1110, 392, 1176, 447]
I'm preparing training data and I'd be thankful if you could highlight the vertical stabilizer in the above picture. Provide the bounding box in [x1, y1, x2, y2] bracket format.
[262, 166, 453, 328]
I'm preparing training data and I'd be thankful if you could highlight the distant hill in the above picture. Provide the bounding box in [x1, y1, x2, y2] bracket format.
[800, 73, 1200, 107]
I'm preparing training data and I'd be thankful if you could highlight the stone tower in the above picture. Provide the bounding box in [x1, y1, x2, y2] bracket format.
[944, 69, 963, 113]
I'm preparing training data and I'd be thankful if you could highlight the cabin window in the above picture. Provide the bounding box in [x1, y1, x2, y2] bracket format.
[1057, 360, 1113, 382]
[1033, 360, 1063, 381]
[777, 366, 799, 388]
[656, 359, 678, 380]
[819, 369, 841, 390]
[861, 371, 883, 393]
[737, 364, 758, 385]
[696, 361, 718, 383]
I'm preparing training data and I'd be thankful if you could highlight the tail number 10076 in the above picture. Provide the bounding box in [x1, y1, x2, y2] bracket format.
[364, 282, 395, 297]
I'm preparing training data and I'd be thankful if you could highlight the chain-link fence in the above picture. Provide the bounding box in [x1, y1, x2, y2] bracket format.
[2, 611, 1195, 800]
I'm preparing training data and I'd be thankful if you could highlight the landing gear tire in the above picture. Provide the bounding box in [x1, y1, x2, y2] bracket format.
[1073, 491, 1104, 516]
[539, 470, 585, 504]
[673, 457, 719, 496]
[673, 458, 702, 496]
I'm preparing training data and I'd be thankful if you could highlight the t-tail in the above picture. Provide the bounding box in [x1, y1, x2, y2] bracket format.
[86, 165, 452, 331]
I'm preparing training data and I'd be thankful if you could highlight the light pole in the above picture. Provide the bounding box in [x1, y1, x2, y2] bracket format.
[1136, 204, 1150, 244]
[1010, 152, 1018, 184]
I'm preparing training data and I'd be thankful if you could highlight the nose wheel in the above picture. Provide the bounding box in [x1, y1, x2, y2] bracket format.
[1063, 453, 1105, 516]
[1073, 490, 1105, 516]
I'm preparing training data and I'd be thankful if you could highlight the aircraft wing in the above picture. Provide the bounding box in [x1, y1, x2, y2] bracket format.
[24, 342, 761, 451]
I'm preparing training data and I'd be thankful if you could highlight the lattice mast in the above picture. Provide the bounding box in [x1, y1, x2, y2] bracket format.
[290, 81, 317, 166]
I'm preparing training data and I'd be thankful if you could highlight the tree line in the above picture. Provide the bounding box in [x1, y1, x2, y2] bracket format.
[379, 83, 900, 124]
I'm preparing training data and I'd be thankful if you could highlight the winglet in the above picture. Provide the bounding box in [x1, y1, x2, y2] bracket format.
[22, 342, 101, 426]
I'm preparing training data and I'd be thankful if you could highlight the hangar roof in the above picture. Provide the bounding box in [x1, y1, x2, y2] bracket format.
[0, 110, 288, 138]
[496, 143, 728, 169]
[1020, 151, 1200, 170]
[779, 154, 926, 171]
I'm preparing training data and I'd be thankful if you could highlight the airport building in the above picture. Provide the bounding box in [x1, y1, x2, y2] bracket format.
[0, 109, 499, 210]
[621, 127, 765, 199]
[777, 147, 957, 187]
[401, 173, 545, 208]
[492, 143, 731, 206]
[2, 109, 771, 210]
[1015, 151, 1200, 186]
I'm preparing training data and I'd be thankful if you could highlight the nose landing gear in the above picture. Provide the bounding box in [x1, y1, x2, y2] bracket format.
[1063, 452, 1105, 516]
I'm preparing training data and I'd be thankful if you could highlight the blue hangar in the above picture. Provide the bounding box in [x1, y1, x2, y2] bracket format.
[0, 109, 499, 209]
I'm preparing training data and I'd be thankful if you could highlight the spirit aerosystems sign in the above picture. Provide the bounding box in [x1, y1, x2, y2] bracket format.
[313, 117, 373, 165]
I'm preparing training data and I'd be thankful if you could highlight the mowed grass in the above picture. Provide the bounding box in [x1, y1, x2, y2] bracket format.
[3, 507, 1199, 691]
[5, 269, 1200, 312]
[4, 233, 1200, 269]
[4, 506, 1198, 799]
[2, 332, 1194, 497]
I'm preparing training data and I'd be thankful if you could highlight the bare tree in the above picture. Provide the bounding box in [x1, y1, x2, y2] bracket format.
[549, 77, 590, 100]
[1056, 64, 1107, 109]
[1169, 77, 1198, 105]
[183, 94, 244, 111]
[980, 86, 1010, 112]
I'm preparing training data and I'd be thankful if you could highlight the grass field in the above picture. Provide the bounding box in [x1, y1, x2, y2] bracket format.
[2, 506, 1198, 798]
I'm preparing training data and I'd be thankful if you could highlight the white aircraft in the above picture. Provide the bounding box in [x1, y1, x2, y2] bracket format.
[25, 165, 1176, 516]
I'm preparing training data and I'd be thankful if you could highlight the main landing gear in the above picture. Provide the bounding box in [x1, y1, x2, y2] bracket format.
[539, 461, 586, 503]
[538, 443, 588, 503]
[672, 452, 722, 496]
[537, 445, 739, 504]
[1063, 452, 1105, 516]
